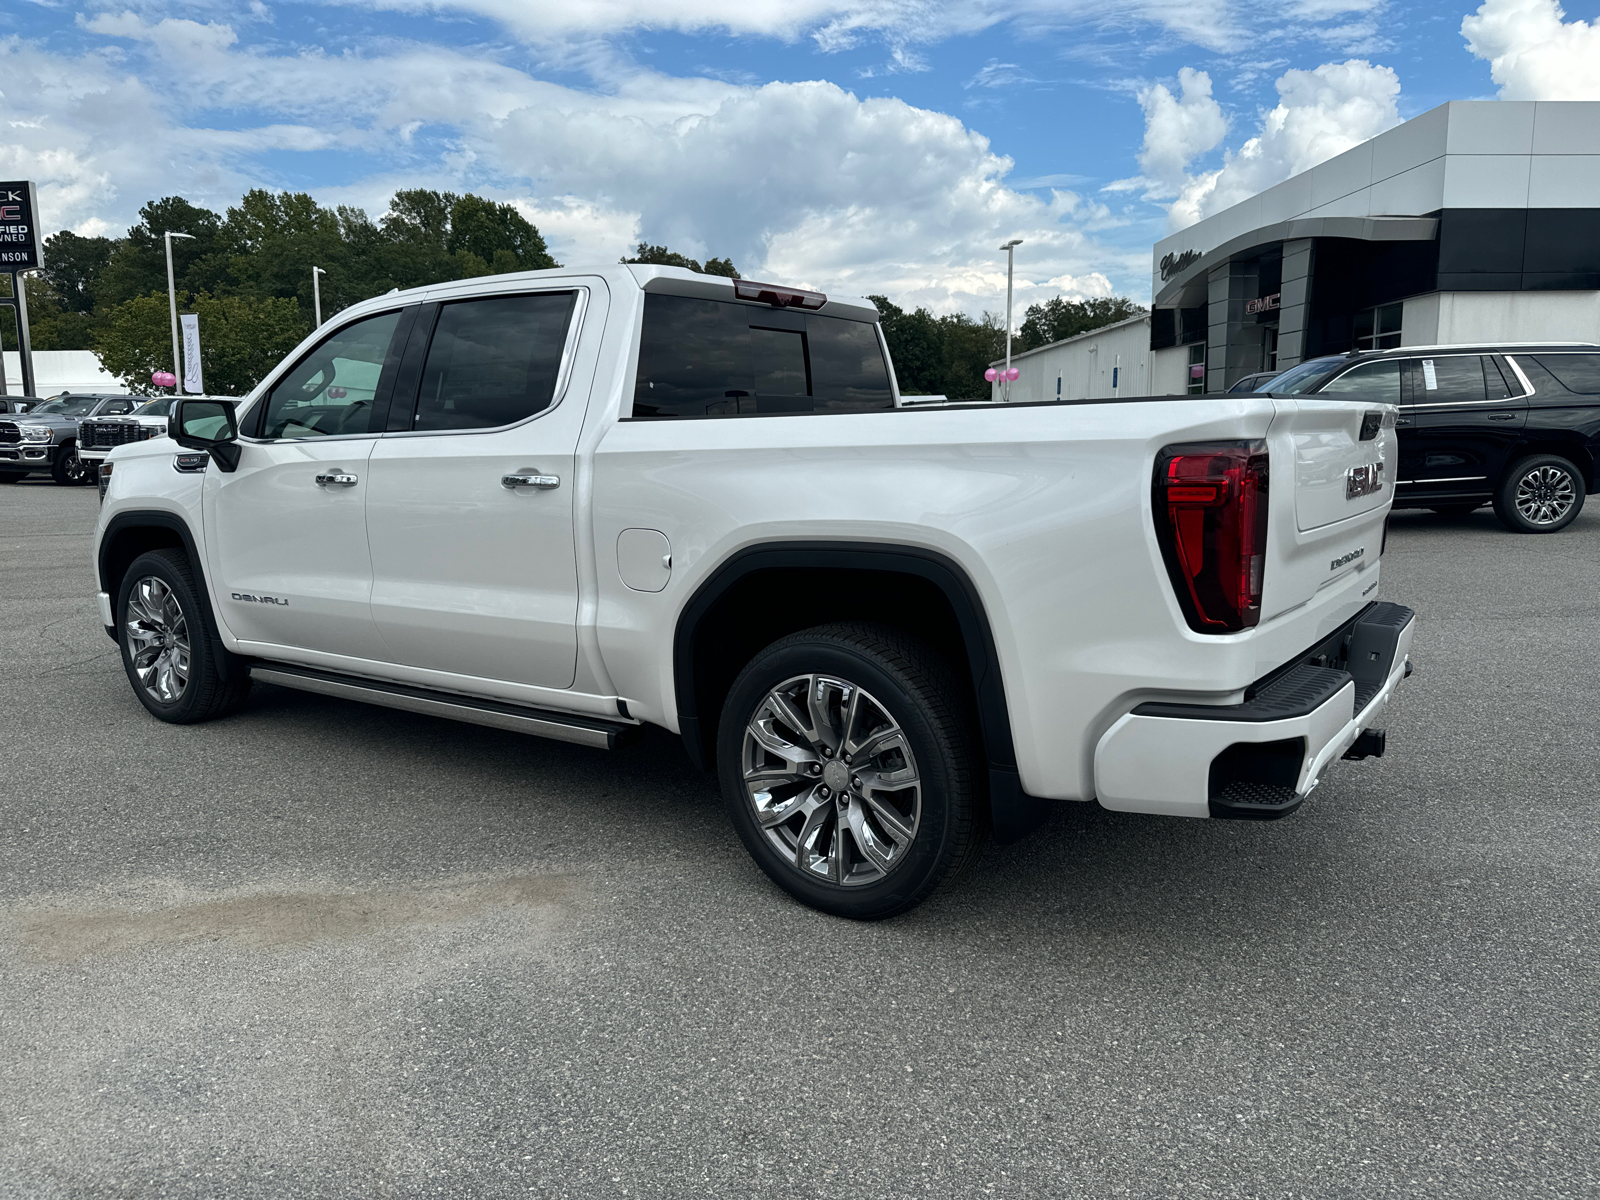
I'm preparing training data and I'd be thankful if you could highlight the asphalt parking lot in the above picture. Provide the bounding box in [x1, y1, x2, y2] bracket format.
[2, 477, 1597, 1199]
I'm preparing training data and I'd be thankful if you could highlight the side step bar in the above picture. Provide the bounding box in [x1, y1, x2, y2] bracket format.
[249, 663, 641, 750]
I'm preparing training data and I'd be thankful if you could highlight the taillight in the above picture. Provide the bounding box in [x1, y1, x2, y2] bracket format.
[1152, 440, 1269, 633]
[732, 280, 827, 309]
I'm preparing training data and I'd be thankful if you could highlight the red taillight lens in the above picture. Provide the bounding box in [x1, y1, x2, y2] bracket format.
[1152, 440, 1269, 632]
[733, 279, 827, 309]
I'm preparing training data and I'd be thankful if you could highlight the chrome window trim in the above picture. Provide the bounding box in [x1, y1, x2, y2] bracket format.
[1395, 475, 1488, 485]
[1401, 352, 1524, 409]
[1502, 355, 1536, 399]
[381, 286, 590, 440]
[237, 303, 415, 447]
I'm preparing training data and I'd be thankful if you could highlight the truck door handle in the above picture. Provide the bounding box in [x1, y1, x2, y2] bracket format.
[1395, 418, 1412, 426]
[315, 472, 359, 487]
[1488, 414, 1516, 421]
[502, 473, 560, 490]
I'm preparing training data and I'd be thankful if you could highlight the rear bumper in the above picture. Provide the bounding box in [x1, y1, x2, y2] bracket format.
[1094, 602, 1416, 820]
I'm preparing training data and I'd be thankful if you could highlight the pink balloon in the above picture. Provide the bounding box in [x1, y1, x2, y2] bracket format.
[151, 371, 177, 388]
[1007, 367, 1020, 381]
[984, 368, 999, 382]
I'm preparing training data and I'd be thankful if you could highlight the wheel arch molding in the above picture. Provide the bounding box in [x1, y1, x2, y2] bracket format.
[1507, 437, 1594, 489]
[672, 541, 1050, 844]
[99, 511, 244, 681]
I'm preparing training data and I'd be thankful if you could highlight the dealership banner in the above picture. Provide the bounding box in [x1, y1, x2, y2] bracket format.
[0, 182, 42, 271]
[180, 312, 204, 394]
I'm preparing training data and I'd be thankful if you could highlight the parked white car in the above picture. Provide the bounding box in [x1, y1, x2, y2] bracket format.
[92, 265, 1414, 918]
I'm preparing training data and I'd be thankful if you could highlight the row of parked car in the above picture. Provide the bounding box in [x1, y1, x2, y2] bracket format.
[0, 393, 232, 487]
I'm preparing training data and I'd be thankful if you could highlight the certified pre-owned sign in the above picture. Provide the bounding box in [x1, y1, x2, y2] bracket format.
[0, 181, 42, 271]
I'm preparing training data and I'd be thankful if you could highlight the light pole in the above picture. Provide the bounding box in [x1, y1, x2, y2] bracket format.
[312, 266, 326, 328]
[164, 232, 195, 394]
[1000, 238, 1022, 402]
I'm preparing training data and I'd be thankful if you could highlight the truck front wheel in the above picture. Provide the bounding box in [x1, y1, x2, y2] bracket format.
[717, 623, 984, 920]
[117, 549, 252, 723]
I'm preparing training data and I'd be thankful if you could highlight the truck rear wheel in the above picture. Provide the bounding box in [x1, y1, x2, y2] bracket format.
[717, 623, 983, 920]
[117, 549, 252, 723]
[1493, 454, 1585, 534]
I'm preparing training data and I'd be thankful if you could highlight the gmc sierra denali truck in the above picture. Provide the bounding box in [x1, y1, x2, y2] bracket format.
[92, 265, 1415, 918]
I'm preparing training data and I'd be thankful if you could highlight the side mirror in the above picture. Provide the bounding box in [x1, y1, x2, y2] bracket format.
[170, 399, 241, 472]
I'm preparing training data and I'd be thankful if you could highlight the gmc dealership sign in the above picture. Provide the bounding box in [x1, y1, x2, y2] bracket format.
[0, 181, 42, 271]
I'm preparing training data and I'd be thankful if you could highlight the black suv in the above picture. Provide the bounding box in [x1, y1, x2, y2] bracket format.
[1261, 344, 1600, 534]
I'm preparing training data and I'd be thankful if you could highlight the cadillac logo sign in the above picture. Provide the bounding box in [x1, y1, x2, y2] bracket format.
[1158, 249, 1200, 282]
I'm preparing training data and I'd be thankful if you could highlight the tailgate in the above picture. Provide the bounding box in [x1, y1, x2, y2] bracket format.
[1287, 399, 1394, 530]
[1263, 398, 1397, 621]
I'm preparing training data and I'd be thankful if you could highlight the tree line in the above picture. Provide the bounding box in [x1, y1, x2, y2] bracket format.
[1, 188, 1141, 399]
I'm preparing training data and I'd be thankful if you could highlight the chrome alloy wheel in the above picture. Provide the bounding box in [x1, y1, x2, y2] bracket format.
[742, 674, 922, 887]
[124, 575, 191, 704]
[1514, 465, 1578, 526]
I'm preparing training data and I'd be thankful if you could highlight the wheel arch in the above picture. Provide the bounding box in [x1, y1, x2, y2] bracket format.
[99, 511, 243, 680]
[1505, 438, 1595, 489]
[673, 541, 1048, 843]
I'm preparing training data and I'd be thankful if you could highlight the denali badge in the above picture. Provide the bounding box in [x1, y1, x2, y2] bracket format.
[1346, 461, 1384, 499]
[232, 592, 289, 605]
[1330, 548, 1365, 571]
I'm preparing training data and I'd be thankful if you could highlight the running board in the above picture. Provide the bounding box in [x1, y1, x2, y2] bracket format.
[249, 664, 640, 750]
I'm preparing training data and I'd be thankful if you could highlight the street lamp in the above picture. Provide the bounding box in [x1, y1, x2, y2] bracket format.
[312, 266, 326, 328]
[1000, 238, 1023, 402]
[164, 232, 195, 394]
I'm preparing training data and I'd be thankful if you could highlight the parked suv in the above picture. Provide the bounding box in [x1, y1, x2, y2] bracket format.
[0, 393, 142, 485]
[1261, 344, 1600, 533]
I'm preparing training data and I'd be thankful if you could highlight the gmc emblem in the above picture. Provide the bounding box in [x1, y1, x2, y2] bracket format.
[1346, 462, 1384, 500]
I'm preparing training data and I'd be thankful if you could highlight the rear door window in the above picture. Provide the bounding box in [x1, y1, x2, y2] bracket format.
[260, 310, 404, 439]
[1530, 353, 1600, 395]
[1316, 359, 1400, 402]
[406, 292, 578, 432]
[633, 294, 893, 417]
[1411, 355, 1487, 405]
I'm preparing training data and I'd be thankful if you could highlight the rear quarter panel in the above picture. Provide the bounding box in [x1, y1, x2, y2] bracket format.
[591, 396, 1392, 802]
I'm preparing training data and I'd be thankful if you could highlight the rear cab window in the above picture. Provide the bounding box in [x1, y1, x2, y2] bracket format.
[632, 294, 893, 418]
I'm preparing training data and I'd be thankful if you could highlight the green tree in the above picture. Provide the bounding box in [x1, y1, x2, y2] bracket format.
[868, 296, 1004, 400]
[95, 197, 228, 310]
[1017, 295, 1145, 352]
[94, 291, 307, 396]
[621, 243, 740, 278]
[447, 194, 557, 271]
[40, 231, 118, 314]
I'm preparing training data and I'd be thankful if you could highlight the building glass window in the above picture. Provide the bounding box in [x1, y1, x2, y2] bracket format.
[1263, 326, 1279, 372]
[1186, 343, 1206, 395]
[1353, 302, 1403, 351]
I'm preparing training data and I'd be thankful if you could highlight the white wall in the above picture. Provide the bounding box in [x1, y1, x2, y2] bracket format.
[991, 316, 1181, 402]
[2, 350, 130, 397]
[1426, 291, 1600, 345]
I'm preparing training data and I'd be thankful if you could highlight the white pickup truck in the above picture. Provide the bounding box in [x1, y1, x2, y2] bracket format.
[92, 265, 1415, 918]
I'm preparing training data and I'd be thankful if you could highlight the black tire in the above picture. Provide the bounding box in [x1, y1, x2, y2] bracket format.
[51, 441, 91, 486]
[1492, 453, 1586, 534]
[1429, 503, 1481, 516]
[717, 622, 984, 920]
[117, 548, 252, 723]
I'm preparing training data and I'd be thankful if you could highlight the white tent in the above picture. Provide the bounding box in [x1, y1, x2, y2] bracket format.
[2, 350, 132, 397]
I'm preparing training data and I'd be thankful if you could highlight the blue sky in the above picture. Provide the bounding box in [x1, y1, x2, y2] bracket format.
[2, 0, 1595, 312]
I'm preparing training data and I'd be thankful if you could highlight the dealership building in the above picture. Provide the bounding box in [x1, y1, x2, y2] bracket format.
[994, 100, 1600, 400]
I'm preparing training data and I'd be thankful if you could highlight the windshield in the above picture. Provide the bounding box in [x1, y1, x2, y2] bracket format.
[29, 397, 99, 417]
[1258, 357, 1347, 394]
[133, 398, 173, 418]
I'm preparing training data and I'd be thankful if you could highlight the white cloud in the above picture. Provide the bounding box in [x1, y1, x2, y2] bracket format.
[1142, 58, 1400, 229]
[1134, 67, 1228, 192]
[3, 18, 1147, 312]
[1462, 0, 1600, 100]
